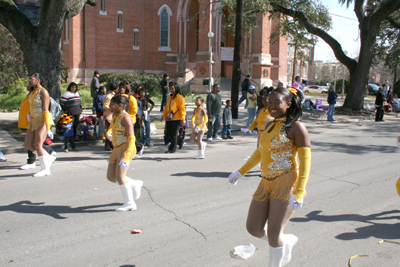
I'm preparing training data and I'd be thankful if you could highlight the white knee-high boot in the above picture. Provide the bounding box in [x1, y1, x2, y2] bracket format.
[115, 183, 137, 211]
[125, 177, 143, 200]
[282, 234, 298, 266]
[269, 246, 284, 267]
[193, 149, 204, 159]
[33, 156, 51, 177]
[202, 141, 207, 151]
[34, 150, 56, 169]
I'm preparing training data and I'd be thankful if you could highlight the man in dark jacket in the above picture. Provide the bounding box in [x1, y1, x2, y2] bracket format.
[206, 84, 222, 141]
[90, 71, 102, 114]
[238, 75, 251, 108]
[95, 86, 106, 139]
[327, 88, 338, 122]
[159, 73, 169, 112]
[375, 87, 385, 122]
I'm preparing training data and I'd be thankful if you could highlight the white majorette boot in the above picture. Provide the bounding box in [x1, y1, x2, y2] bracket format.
[126, 177, 143, 200]
[202, 141, 207, 151]
[33, 150, 56, 169]
[33, 156, 51, 177]
[282, 234, 298, 266]
[269, 246, 284, 267]
[115, 183, 137, 211]
[193, 149, 204, 159]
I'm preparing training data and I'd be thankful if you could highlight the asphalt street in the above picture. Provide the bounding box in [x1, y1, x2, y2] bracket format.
[1, 112, 400, 266]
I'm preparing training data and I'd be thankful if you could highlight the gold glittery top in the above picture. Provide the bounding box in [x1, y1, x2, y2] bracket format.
[256, 118, 298, 179]
[29, 88, 43, 118]
[110, 111, 129, 147]
[191, 107, 208, 130]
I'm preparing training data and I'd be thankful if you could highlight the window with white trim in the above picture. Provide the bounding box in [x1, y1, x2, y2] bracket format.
[117, 11, 123, 33]
[100, 0, 107, 15]
[158, 5, 172, 51]
[64, 18, 69, 44]
[133, 28, 139, 50]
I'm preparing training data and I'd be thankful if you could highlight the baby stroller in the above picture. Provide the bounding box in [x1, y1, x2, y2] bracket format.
[177, 115, 188, 149]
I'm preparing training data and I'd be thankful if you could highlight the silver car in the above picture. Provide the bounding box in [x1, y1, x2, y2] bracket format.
[304, 85, 328, 94]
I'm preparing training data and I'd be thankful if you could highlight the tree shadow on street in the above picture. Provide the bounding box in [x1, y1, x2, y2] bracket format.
[0, 200, 120, 219]
[311, 141, 397, 154]
[292, 210, 400, 240]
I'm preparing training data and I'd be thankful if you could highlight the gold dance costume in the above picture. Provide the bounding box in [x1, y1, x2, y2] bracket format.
[238, 118, 311, 202]
[107, 111, 137, 163]
[27, 88, 54, 131]
[122, 94, 138, 124]
[248, 107, 273, 138]
[191, 107, 208, 131]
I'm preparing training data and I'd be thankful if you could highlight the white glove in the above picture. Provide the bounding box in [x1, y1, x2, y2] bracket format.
[119, 159, 128, 170]
[47, 131, 54, 140]
[108, 134, 112, 141]
[228, 171, 243, 185]
[289, 194, 303, 210]
[195, 127, 200, 133]
[27, 115, 31, 122]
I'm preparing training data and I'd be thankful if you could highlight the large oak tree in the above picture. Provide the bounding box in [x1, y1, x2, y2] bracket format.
[0, 0, 97, 101]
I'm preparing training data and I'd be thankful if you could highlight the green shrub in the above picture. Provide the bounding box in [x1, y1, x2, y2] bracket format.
[99, 72, 163, 97]
[0, 78, 29, 110]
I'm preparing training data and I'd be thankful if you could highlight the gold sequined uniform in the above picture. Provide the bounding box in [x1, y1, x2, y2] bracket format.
[108, 111, 137, 163]
[238, 118, 299, 202]
[191, 107, 208, 131]
[27, 88, 54, 131]
[248, 107, 273, 139]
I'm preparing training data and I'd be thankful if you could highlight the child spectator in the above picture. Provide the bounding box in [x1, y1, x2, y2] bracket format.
[248, 94, 273, 147]
[95, 86, 106, 140]
[190, 97, 208, 159]
[247, 86, 257, 130]
[138, 88, 155, 146]
[61, 114, 78, 152]
[222, 100, 233, 140]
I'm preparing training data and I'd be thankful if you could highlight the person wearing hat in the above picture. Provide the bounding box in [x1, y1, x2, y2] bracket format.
[61, 114, 78, 152]
[91, 71, 103, 114]
[291, 82, 305, 104]
[160, 73, 169, 112]
[246, 85, 257, 131]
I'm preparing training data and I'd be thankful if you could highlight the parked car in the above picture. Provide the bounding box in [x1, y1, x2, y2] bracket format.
[367, 83, 380, 95]
[304, 85, 328, 94]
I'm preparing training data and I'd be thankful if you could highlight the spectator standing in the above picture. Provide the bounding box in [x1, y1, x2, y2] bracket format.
[103, 82, 119, 150]
[60, 82, 82, 140]
[239, 75, 251, 108]
[206, 84, 223, 141]
[61, 115, 78, 152]
[90, 71, 102, 114]
[95, 86, 107, 140]
[138, 88, 155, 146]
[294, 76, 305, 91]
[160, 83, 186, 153]
[383, 81, 391, 98]
[327, 87, 338, 122]
[375, 87, 385, 122]
[160, 73, 169, 112]
[222, 100, 233, 140]
[246, 85, 257, 130]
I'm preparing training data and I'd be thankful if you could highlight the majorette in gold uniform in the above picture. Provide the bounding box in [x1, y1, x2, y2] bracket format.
[27, 88, 54, 131]
[191, 106, 208, 132]
[238, 117, 311, 202]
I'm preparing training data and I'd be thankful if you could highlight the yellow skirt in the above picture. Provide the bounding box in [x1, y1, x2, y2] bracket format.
[253, 171, 298, 202]
[107, 142, 136, 164]
[27, 116, 45, 131]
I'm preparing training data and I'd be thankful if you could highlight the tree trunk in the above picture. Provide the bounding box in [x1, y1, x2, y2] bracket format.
[231, 0, 243, 119]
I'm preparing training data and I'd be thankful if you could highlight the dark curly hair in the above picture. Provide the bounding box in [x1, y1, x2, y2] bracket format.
[272, 87, 302, 127]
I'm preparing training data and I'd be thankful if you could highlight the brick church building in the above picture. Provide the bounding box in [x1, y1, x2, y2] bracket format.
[60, 0, 289, 91]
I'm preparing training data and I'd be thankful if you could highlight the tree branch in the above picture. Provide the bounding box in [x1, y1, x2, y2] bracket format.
[66, 0, 97, 19]
[271, 2, 357, 72]
[370, 0, 400, 25]
[353, 0, 365, 26]
[0, 0, 35, 46]
[386, 16, 400, 29]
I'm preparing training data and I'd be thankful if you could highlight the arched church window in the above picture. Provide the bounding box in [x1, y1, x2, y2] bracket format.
[158, 5, 172, 51]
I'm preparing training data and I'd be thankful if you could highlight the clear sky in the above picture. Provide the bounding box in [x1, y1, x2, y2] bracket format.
[314, 0, 360, 62]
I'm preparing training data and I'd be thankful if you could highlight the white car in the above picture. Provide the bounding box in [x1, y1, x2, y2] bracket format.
[304, 85, 328, 94]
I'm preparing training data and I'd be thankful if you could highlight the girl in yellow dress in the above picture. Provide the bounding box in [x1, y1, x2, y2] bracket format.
[24, 73, 55, 177]
[106, 95, 143, 211]
[229, 87, 311, 266]
[248, 93, 273, 147]
[190, 97, 208, 159]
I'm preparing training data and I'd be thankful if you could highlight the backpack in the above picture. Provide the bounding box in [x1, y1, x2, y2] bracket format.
[49, 97, 62, 120]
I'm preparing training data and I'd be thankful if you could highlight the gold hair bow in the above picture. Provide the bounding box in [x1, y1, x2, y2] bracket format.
[289, 88, 297, 95]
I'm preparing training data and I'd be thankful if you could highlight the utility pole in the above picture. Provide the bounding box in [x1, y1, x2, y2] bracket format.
[231, 0, 243, 119]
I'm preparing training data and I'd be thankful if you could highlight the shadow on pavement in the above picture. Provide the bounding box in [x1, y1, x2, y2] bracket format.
[0, 200, 120, 219]
[292, 210, 400, 240]
[311, 141, 398, 154]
